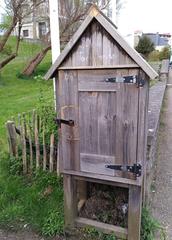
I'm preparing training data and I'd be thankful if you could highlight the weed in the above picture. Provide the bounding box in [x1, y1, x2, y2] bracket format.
[141, 207, 166, 240]
[0, 153, 64, 237]
[83, 227, 117, 240]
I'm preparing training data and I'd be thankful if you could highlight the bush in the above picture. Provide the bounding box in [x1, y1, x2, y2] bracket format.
[159, 46, 171, 61]
[135, 36, 155, 58]
[148, 50, 160, 62]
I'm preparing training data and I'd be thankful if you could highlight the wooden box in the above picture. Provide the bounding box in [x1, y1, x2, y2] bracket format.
[46, 6, 157, 182]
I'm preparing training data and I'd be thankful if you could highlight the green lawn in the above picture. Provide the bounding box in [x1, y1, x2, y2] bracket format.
[0, 37, 54, 150]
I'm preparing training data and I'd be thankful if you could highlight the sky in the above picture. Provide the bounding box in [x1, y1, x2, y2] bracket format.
[0, 0, 172, 34]
[118, 0, 172, 34]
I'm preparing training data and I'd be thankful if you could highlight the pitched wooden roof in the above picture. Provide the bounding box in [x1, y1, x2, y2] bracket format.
[45, 5, 158, 80]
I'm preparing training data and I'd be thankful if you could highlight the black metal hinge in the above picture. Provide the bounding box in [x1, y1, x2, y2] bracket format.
[105, 163, 142, 177]
[105, 75, 145, 87]
[55, 118, 74, 128]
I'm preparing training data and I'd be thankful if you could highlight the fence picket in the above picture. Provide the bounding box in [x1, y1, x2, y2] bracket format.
[6, 121, 18, 158]
[21, 117, 27, 174]
[6, 109, 58, 175]
[35, 113, 40, 169]
[43, 125, 47, 171]
[50, 133, 54, 172]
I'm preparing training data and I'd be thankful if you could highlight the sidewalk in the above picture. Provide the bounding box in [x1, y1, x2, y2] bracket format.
[150, 69, 172, 239]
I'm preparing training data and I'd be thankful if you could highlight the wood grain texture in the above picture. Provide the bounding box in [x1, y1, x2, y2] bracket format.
[49, 133, 54, 172]
[63, 175, 77, 228]
[59, 70, 80, 171]
[75, 217, 127, 239]
[128, 185, 142, 240]
[62, 170, 142, 187]
[45, 6, 157, 80]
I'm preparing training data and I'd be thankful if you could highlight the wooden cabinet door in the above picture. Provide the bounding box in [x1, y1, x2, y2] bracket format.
[59, 69, 139, 178]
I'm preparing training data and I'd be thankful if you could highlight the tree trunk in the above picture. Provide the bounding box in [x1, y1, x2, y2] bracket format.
[0, 19, 17, 52]
[22, 44, 51, 76]
[0, 54, 17, 70]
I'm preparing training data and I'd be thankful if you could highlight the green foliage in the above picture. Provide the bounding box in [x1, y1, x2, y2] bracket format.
[0, 37, 52, 150]
[0, 154, 64, 236]
[135, 36, 155, 58]
[8, 155, 23, 175]
[35, 75, 58, 145]
[0, 14, 12, 31]
[159, 46, 171, 61]
[1, 44, 12, 55]
[83, 227, 117, 240]
[141, 207, 166, 240]
[148, 50, 160, 62]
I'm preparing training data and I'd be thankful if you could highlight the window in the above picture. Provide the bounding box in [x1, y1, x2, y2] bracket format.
[39, 22, 46, 38]
[23, 29, 29, 37]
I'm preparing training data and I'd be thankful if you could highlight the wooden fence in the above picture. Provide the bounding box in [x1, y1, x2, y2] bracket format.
[6, 110, 59, 175]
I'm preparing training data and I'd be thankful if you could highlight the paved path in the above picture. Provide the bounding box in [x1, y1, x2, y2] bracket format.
[150, 69, 172, 239]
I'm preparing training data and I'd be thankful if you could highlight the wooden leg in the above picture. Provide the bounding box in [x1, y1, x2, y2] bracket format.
[128, 185, 142, 240]
[63, 175, 77, 229]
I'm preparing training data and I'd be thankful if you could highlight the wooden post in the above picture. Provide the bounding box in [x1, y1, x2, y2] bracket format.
[21, 118, 27, 174]
[128, 185, 142, 240]
[56, 142, 60, 175]
[49, 133, 54, 172]
[63, 175, 77, 229]
[43, 125, 47, 171]
[35, 113, 40, 169]
[6, 121, 18, 157]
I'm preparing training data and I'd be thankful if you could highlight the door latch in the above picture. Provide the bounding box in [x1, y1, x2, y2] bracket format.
[55, 118, 74, 128]
[105, 75, 145, 87]
[105, 163, 142, 177]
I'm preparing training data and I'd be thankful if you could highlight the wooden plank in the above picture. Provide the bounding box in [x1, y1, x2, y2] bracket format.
[21, 118, 27, 174]
[78, 81, 118, 92]
[92, 21, 103, 66]
[74, 175, 129, 189]
[56, 142, 60, 175]
[35, 113, 40, 169]
[28, 115, 33, 172]
[49, 133, 54, 172]
[45, 6, 157, 80]
[80, 153, 115, 176]
[45, 13, 94, 79]
[43, 125, 47, 171]
[63, 175, 77, 228]
[95, 13, 158, 79]
[60, 70, 80, 171]
[62, 170, 142, 186]
[128, 185, 142, 240]
[6, 121, 18, 158]
[115, 69, 139, 179]
[58, 64, 139, 70]
[75, 217, 127, 239]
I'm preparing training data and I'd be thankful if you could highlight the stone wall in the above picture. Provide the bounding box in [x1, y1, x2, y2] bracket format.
[145, 60, 169, 202]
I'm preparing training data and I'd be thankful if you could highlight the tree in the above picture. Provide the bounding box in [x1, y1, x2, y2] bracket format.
[159, 46, 171, 61]
[22, 0, 111, 76]
[135, 36, 155, 58]
[0, 0, 44, 70]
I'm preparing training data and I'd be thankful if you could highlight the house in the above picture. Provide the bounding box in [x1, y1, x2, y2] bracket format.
[13, 0, 49, 40]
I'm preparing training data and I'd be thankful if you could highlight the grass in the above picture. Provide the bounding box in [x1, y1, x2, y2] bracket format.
[0, 37, 53, 150]
[0, 153, 64, 237]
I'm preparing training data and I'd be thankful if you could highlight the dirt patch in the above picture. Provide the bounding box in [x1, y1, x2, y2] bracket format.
[79, 183, 128, 228]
